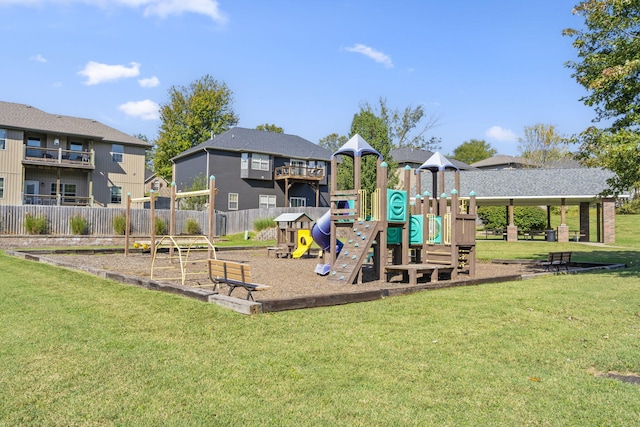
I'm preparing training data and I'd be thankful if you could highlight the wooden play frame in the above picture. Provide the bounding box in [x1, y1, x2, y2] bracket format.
[125, 176, 219, 286]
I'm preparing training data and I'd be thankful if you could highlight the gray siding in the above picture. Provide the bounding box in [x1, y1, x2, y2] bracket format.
[174, 149, 330, 212]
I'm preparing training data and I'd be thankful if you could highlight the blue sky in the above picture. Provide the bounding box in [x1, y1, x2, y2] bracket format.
[1, 0, 592, 156]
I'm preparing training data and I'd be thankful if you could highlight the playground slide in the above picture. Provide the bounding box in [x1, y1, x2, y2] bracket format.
[311, 210, 343, 275]
[292, 229, 313, 259]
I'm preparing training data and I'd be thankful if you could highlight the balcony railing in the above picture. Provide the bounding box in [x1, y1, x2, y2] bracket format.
[23, 147, 95, 168]
[274, 166, 324, 181]
[23, 194, 94, 206]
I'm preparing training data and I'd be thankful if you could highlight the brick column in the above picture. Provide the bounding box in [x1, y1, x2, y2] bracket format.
[557, 224, 569, 243]
[507, 199, 518, 241]
[602, 198, 615, 244]
[579, 202, 590, 242]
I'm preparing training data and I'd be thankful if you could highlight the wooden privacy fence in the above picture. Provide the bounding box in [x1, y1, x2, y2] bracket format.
[223, 207, 328, 235]
[0, 205, 328, 237]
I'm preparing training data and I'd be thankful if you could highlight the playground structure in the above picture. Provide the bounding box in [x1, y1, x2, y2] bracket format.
[313, 134, 477, 285]
[272, 213, 314, 258]
[125, 176, 219, 286]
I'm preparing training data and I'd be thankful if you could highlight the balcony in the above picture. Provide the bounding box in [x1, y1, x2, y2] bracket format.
[274, 166, 324, 181]
[23, 147, 95, 170]
[23, 194, 95, 207]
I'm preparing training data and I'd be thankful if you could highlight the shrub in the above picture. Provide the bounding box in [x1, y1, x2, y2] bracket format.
[113, 214, 127, 235]
[185, 218, 201, 234]
[514, 206, 547, 232]
[155, 217, 167, 235]
[24, 213, 47, 235]
[70, 214, 88, 235]
[477, 206, 546, 232]
[617, 198, 640, 214]
[254, 217, 276, 232]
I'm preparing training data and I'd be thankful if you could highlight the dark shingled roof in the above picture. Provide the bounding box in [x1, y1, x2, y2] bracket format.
[173, 127, 332, 161]
[0, 101, 149, 146]
[418, 168, 620, 205]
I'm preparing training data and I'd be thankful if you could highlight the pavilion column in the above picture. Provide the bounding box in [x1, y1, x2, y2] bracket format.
[579, 202, 590, 242]
[596, 202, 602, 243]
[506, 199, 518, 242]
[602, 197, 616, 244]
[557, 198, 569, 243]
[546, 206, 552, 229]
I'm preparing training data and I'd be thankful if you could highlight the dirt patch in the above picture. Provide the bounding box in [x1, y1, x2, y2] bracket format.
[38, 248, 550, 301]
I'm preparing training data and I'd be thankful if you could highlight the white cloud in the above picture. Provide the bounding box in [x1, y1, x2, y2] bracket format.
[118, 99, 160, 120]
[139, 0, 227, 22]
[486, 125, 517, 142]
[30, 53, 47, 63]
[345, 44, 394, 68]
[0, 0, 227, 22]
[139, 76, 160, 88]
[79, 61, 140, 85]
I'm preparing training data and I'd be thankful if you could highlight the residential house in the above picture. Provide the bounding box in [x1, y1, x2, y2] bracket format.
[470, 154, 536, 170]
[0, 101, 150, 207]
[144, 169, 171, 197]
[172, 127, 333, 212]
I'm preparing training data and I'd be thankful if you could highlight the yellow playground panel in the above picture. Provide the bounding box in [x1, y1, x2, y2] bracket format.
[150, 235, 216, 285]
[292, 229, 313, 258]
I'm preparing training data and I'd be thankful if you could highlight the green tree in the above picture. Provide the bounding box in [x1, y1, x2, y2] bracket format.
[517, 124, 569, 166]
[318, 133, 348, 153]
[564, 1, 640, 193]
[574, 127, 640, 195]
[134, 133, 154, 170]
[180, 173, 209, 211]
[255, 123, 283, 133]
[565, 0, 640, 131]
[371, 97, 442, 150]
[154, 75, 238, 180]
[451, 139, 496, 164]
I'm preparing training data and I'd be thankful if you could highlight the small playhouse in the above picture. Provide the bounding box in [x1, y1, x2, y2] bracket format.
[272, 212, 314, 258]
[313, 134, 477, 286]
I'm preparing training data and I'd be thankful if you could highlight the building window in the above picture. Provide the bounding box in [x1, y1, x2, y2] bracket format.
[290, 197, 306, 207]
[111, 144, 124, 162]
[228, 193, 238, 210]
[110, 186, 122, 204]
[251, 153, 270, 171]
[51, 183, 77, 203]
[26, 137, 41, 157]
[241, 153, 248, 170]
[69, 142, 83, 161]
[291, 159, 306, 176]
[0, 177, 4, 198]
[309, 160, 326, 178]
[152, 180, 160, 191]
[259, 194, 276, 209]
[0, 129, 6, 150]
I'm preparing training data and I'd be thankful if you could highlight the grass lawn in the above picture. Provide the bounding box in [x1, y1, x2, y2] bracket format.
[1, 217, 640, 425]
